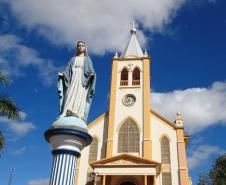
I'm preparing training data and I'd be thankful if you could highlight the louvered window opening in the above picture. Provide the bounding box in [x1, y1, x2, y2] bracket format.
[132, 80, 140, 86]
[120, 68, 128, 86]
[118, 119, 139, 153]
[161, 137, 171, 164]
[162, 173, 172, 185]
[89, 137, 98, 163]
[132, 67, 140, 86]
[121, 80, 128, 86]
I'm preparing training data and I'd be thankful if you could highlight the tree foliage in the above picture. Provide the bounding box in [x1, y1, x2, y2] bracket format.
[0, 95, 20, 120]
[0, 73, 20, 152]
[210, 154, 226, 185]
[0, 73, 11, 85]
[197, 153, 226, 185]
[197, 173, 212, 185]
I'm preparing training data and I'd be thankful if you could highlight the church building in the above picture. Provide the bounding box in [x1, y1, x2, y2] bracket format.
[76, 25, 192, 185]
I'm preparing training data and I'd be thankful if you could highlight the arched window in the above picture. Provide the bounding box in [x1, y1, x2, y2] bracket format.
[118, 119, 139, 153]
[132, 67, 140, 86]
[89, 137, 98, 163]
[161, 136, 172, 185]
[120, 68, 128, 86]
[161, 136, 171, 164]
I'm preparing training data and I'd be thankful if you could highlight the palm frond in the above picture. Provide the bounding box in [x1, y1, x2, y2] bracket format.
[0, 73, 11, 86]
[0, 95, 20, 120]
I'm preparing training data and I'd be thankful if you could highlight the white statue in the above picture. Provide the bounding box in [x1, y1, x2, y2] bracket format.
[57, 41, 96, 121]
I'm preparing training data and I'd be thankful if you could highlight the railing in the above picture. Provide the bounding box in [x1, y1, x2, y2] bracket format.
[120, 80, 128, 86]
[132, 80, 140, 86]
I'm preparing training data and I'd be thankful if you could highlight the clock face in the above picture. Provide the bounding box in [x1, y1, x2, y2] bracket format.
[122, 94, 136, 106]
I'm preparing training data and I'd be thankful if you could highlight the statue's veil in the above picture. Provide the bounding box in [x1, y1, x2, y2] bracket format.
[76, 41, 88, 56]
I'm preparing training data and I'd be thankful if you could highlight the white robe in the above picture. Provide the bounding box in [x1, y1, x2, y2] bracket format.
[61, 56, 88, 119]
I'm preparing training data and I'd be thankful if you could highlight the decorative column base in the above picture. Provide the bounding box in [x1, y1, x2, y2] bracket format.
[44, 116, 92, 185]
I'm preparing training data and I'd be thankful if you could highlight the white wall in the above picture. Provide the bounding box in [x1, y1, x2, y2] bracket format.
[77, 116, 107, 185]
[151, 114, 179, 185]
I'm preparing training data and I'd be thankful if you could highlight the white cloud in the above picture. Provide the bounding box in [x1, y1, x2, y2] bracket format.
[0, 111, 36, 137]
[187, 145, 225, 169]
[4, 0, 188, 55]
[28, 178, 49, 185]
[10, 146, 27, 155]
[152, 81, 226, 133]
[0, 34, 62, 86]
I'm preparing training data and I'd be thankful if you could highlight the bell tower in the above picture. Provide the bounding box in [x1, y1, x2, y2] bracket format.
[106, 23, 152, 160]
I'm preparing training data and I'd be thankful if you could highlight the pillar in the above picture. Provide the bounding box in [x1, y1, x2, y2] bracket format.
[176, 128, 189, 185]
[44, 116, 92, 185]
[144, 175, 147, 185]
[49, 150, 78, 185]
[106, 58, 118, 157]
[143, 57, 152, 160]
[102, 175, 106, 185]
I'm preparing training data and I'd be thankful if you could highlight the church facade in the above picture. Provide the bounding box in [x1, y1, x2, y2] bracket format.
[76, 26, 191, 185]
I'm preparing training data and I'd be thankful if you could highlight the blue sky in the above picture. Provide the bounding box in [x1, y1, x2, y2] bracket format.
[0, 0, 226, 184]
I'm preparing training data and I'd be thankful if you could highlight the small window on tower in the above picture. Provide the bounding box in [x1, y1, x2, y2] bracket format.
[120, 68, 128, 86]
[132, 67, 140, 86]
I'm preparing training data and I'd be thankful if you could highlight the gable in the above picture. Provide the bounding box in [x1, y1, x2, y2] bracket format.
[91, 154, 159, 167]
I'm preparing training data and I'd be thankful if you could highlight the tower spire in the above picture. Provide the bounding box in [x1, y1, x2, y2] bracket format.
[121, 21, 143, 58]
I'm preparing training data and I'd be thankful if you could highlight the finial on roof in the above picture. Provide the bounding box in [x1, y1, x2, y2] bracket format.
[130, 20, 136, 34]
[144, 49, 148, 56]
[175, 112, 183, 126]
[114, 51, 119, 58]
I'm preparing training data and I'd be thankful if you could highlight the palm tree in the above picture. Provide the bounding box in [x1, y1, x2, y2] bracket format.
[0, 73, 20, 152]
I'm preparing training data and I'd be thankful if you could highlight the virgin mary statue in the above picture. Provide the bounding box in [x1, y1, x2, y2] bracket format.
[57, 41, 96, 121]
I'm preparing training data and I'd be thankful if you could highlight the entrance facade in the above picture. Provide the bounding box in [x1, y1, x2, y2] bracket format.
[91, 175, 155, 185]
[90, 154, 158, 185]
